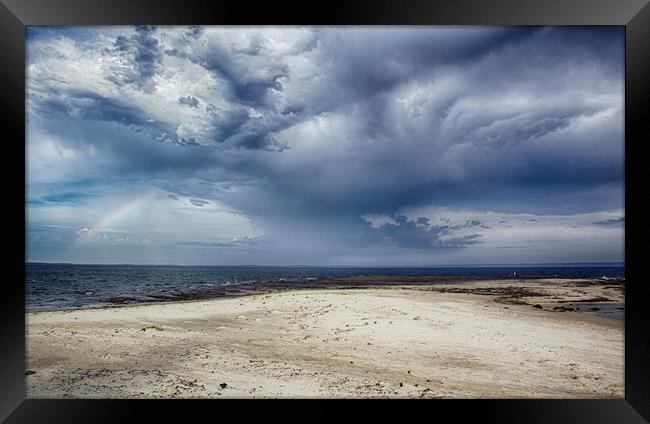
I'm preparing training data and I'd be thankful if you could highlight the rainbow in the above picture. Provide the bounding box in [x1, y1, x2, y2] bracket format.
[74, 190, 157, 244]
[90, 190, 157, 231]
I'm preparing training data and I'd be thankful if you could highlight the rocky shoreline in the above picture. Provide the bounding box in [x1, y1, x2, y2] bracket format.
[74, 276, 623, 313]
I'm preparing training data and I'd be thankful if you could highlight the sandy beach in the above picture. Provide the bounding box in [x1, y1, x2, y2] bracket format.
[26, 278, 624, 398]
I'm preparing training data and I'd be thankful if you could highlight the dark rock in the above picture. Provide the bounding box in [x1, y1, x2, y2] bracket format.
[532, 304, 543, 309]
[25, 370, 36, 376]
[220, 383, 227, 389]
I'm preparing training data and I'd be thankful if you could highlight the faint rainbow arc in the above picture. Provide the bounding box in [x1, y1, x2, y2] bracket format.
[73, 190, 157, 245]
[91, 191, 157, 231]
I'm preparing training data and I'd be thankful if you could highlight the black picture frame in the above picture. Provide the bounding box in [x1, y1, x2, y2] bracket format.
[2, 0, 648, 422]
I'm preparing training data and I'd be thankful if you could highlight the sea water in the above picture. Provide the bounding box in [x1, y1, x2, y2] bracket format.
[26, 262, 624, 311]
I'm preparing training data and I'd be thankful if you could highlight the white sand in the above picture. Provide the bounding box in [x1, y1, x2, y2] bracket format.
[26, 282, 624, 398]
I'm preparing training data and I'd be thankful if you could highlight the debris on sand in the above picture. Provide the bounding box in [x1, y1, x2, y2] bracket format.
[553, 306, 576, 312]
[141, 325, 164, 331]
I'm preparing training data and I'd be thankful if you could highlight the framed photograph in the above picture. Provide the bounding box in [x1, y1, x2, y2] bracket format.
[2, 0, 649, 421]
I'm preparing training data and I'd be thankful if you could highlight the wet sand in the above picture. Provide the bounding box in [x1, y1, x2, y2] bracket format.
[26, 278, 624, 398]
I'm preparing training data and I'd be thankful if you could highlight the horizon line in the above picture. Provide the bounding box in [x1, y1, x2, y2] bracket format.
[26, 261, 625, 268]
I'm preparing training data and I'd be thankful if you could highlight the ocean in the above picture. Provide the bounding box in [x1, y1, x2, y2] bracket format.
[26, 262, 625, 311]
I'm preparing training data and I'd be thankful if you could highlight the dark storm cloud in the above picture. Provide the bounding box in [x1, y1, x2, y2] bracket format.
[592, 217, 625, 226]
[30, 89, 175, 143]
[26, 26, 625, 263]
[179, 96, 200, 108]
[184, 26, 203, 39]
[166, 42, 288, 107]
[189, 199, 209, 207]
[319, 27, 527, 100]
[213, 27, 621, 217]
[40, 192, 97, 204]
[237, 36, 265, 56]
[31, 26, 624, 185]
[158, 29, 322, 150]
[109, 26, 162, 91]
[356, 215, 484, 249]
[29, 114, 217, 179]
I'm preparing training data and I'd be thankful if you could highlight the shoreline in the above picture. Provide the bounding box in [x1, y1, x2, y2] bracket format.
[27, 275, 624, 313]
[26, 279, 624, 398]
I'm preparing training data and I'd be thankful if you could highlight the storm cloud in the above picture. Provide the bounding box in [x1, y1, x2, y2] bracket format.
[26, 26, 624, 265]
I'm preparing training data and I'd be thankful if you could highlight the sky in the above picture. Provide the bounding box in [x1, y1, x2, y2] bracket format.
[26, 26, 625, 266]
